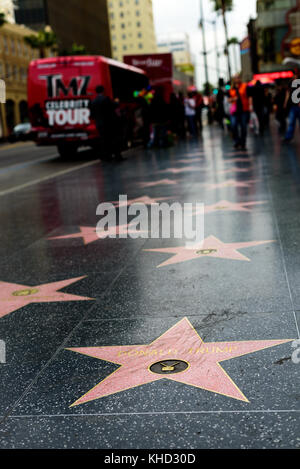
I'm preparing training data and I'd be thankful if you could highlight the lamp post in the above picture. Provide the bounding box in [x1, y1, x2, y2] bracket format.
[199, 0, 209, 94]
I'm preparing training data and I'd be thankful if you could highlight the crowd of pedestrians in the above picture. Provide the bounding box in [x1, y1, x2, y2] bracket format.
[210, 70, 300, 150]
[90, 70, 300, 160]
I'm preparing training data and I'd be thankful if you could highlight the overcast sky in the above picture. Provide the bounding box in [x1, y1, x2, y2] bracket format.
[152, 0, 257, 88]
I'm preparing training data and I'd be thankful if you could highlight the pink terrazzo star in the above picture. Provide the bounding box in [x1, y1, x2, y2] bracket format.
[191, 200, 267, 215]
[218, 168, 252, 174]
[205, 179, 258, 190]
[67, 317, 292, 406]
[49, 225, 147, 245]
[159, 166, 206, 175]
[112, 196, 171, 207]
[0, 277, 93, 319]
[224, 158, 253, 164]
[176, 158, 204, 164]
[139, 179, 178, 188]
[223, 151, 252, 157]
[144, 235, 275, 268]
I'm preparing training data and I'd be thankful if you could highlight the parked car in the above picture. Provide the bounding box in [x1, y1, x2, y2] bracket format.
[8, 123, 33, 143]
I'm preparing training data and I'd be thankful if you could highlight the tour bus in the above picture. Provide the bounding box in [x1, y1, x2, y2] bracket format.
[27, 56, 148, 157]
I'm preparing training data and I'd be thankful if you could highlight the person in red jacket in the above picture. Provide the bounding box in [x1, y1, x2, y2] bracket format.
[229, 74, 253, 151]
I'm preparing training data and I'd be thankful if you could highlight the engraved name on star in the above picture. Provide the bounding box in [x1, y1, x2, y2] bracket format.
[67, 317, 293, 406]
[0, 277, 93, 319]
[49, 224, 146, 245]
[144, 235, 275, 268]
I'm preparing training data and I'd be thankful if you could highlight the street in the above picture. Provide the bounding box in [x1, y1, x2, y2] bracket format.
[0, 126, 299, 449]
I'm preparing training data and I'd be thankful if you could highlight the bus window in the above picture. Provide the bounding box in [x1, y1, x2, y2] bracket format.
[109, 65, 148, 101]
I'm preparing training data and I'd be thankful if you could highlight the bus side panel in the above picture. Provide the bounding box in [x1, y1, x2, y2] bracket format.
[99, 61, 113, 99]
[28, 58, 106, 146]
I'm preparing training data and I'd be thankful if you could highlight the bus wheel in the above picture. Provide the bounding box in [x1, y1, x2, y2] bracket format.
[57, 144, 77, 158]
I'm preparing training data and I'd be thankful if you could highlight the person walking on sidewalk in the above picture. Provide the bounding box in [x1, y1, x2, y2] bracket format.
[274, 80, 288, 134]
[90, 85, 122, 160]
[229, 74, 253, 151]
[184, 92, 197, 138]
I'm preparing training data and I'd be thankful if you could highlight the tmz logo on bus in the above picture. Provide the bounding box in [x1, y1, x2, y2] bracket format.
[39, 74, 91, 126]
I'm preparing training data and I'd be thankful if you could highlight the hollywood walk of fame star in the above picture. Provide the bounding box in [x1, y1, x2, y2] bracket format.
[224, 158, 253, 164]
[205, 179, 258, 190]
[159, 166, 207, 175]
[138, 179, 178, 188]
[176, 159, 205, 164]
[0, 277, 93, 319]
[185, 152, 205, 157]
[67, 317, 293, 406]
[144, 235, 275, 268]
[49, 224, 147, 246]
[112, 196, 171, 208]
[223, 151, 252, 157]
[190, 200, 268, 215]
[218, 168, 252, 175]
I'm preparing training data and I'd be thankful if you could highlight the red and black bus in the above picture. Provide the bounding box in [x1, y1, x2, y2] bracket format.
[27, 55, 148, 157]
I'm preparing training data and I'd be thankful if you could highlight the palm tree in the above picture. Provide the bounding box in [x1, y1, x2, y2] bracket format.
[58, 43, 87, 57]
[210, 0, 233, 81]
[70, 43, 87, 55]
[0, 12, 7, 27]
[24, 26, 57, 58]
[227, 37, 240, 74]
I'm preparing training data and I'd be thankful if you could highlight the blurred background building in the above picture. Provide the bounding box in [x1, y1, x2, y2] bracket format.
[14, 0, 112, 56]
[157, 32, 195, 79]
[107, 0, 157, 62]
[256, 0, 299, 72]
[241, 0, 300, 79]
[157, 33, 192, 67]
[0, 7, 40, 138]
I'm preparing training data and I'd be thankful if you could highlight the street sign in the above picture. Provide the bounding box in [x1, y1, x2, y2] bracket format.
[290, 38, 300, 56]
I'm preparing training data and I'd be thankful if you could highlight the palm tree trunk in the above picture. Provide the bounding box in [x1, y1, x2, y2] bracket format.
[221, 0, 232, 81]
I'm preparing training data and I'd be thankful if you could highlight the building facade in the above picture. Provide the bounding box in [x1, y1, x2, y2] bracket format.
[14, 0, 112, 56]
[0, 21, 40, 138]
[240, 37, 253, 82]
[157, 33, 192, 67]
[1, 0, 16, 24]
[107, 0, 157, 62]
[256, 0, 299, 72]
[157, 33, 194, 81]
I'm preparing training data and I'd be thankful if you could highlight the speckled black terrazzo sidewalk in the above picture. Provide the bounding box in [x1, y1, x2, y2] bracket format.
[0, 125, 299, 449]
